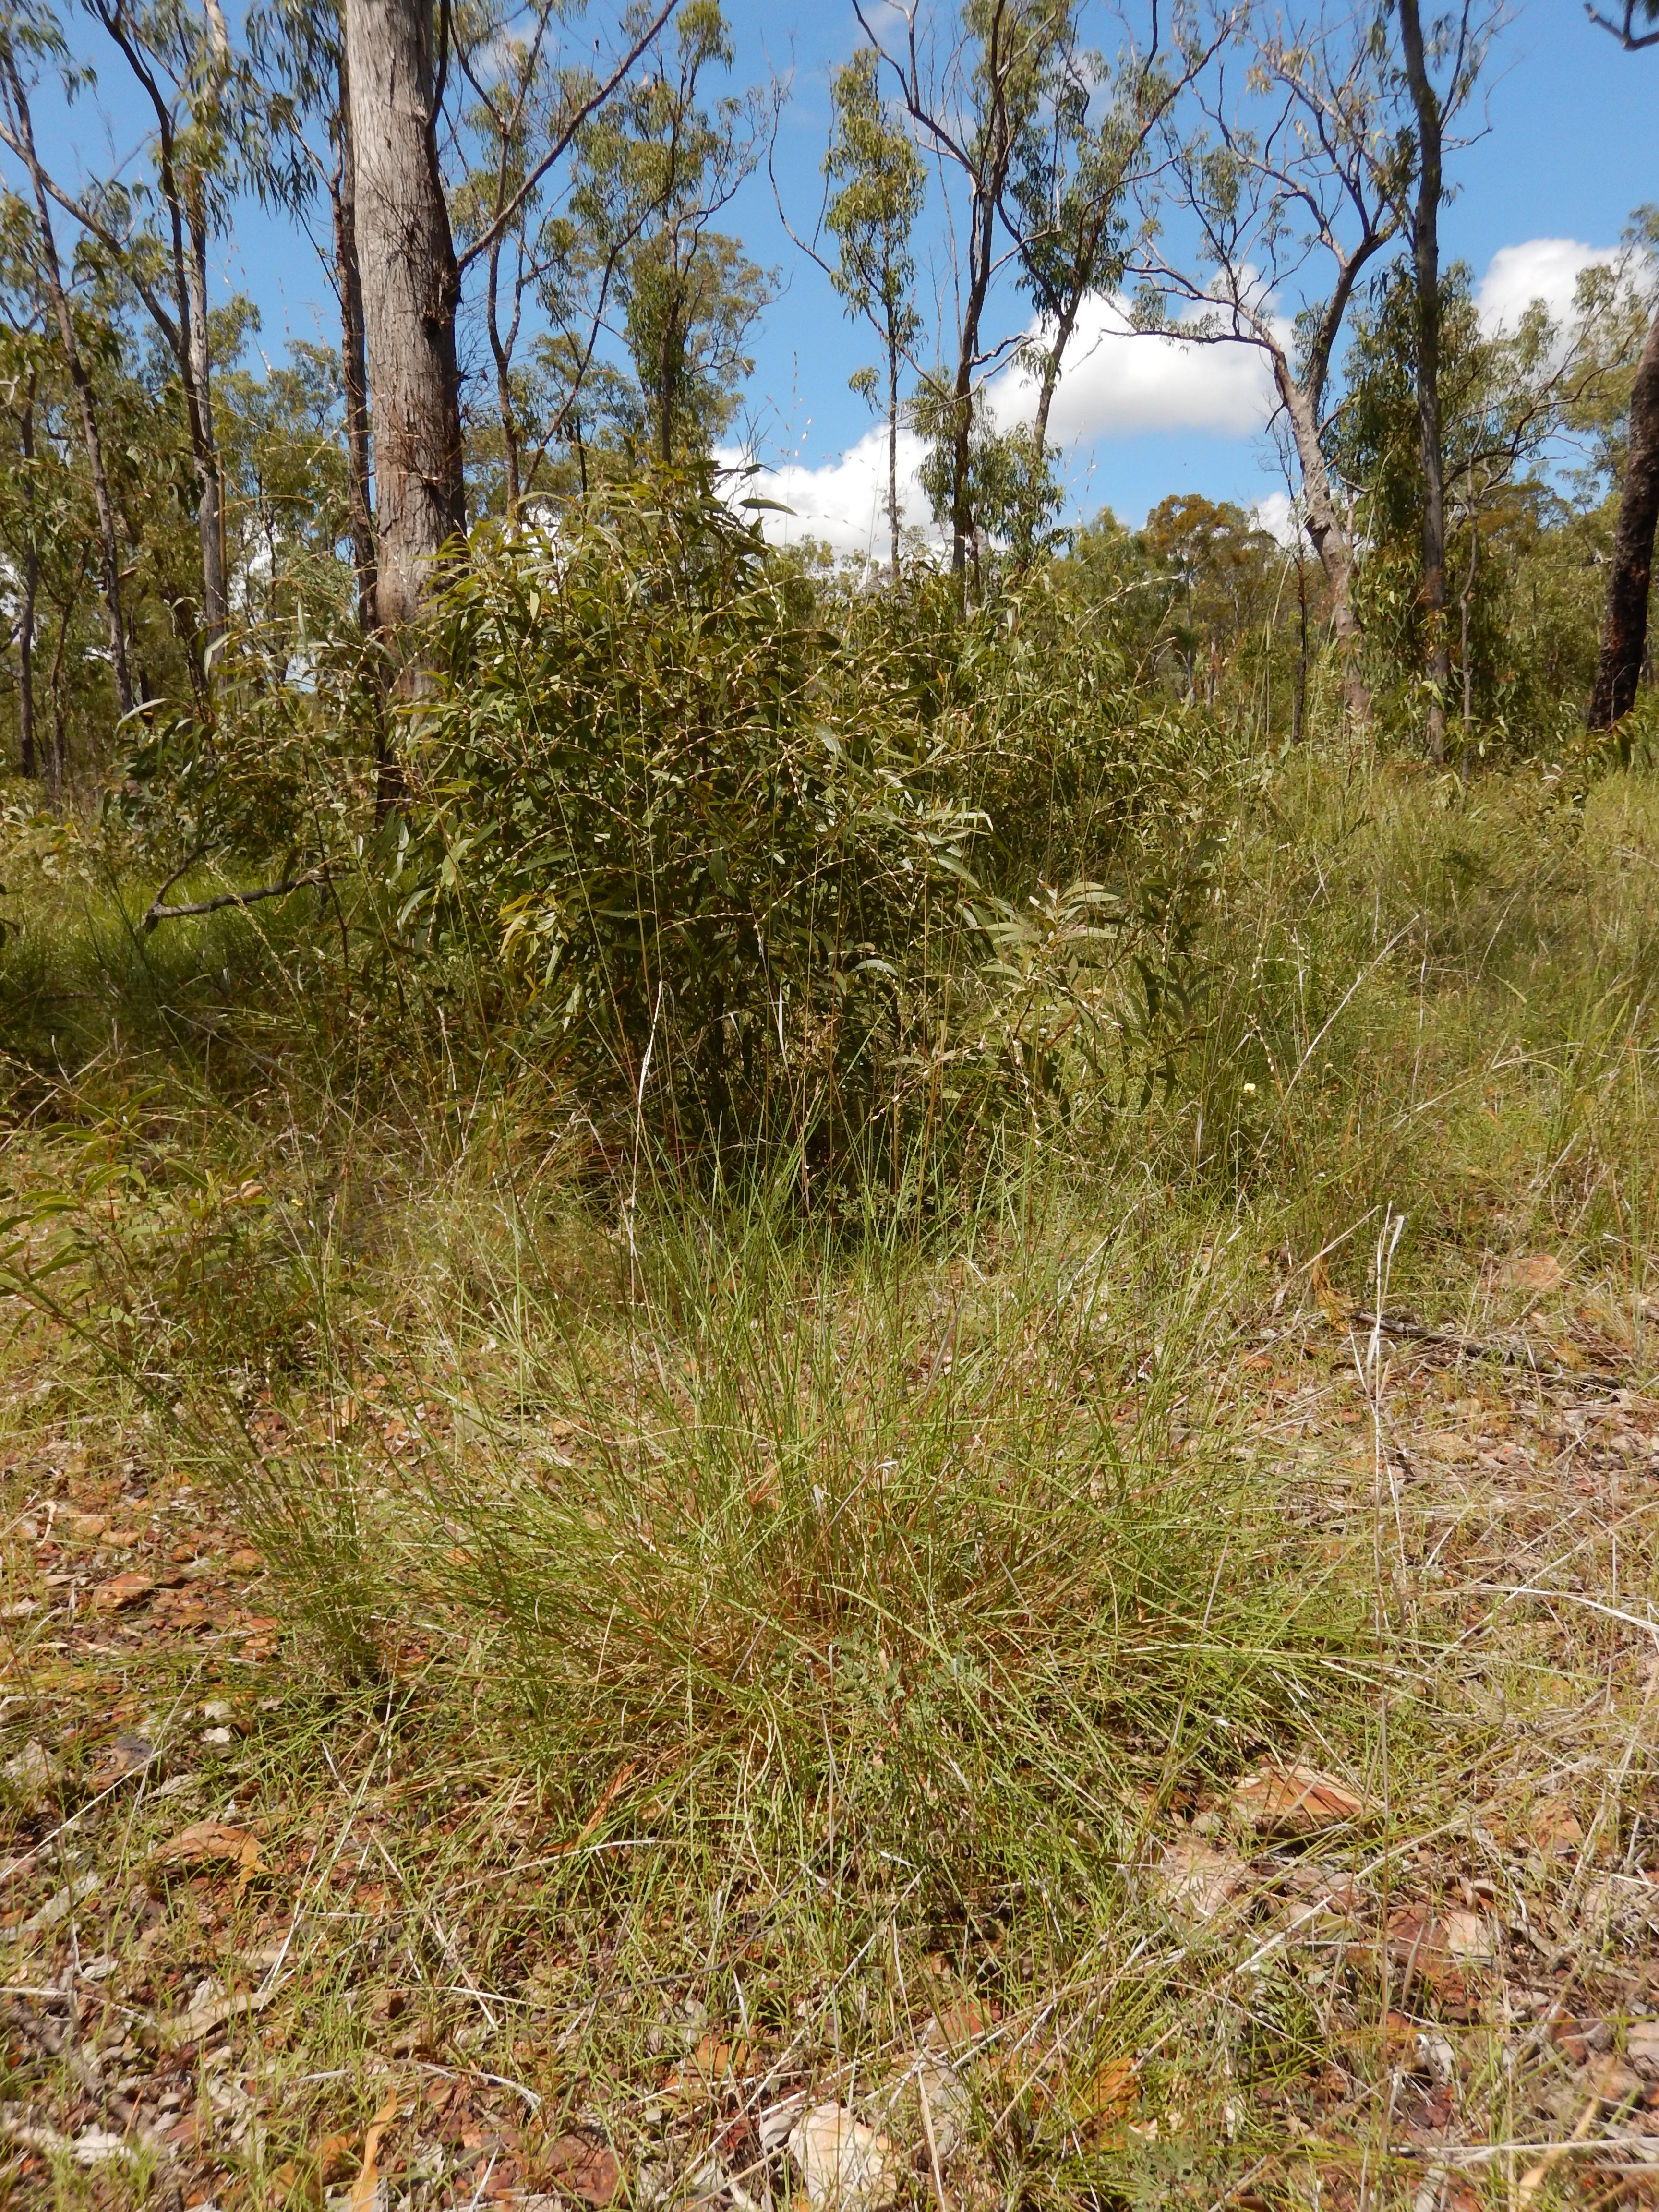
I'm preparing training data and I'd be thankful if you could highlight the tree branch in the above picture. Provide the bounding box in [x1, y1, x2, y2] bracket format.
[142, 870, 325, 932]
[455, 2, 676, 273]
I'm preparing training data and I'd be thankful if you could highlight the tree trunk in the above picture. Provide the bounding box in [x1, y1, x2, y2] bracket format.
[17, 379, 37, 779]
[2, 53, 134, 720]
[1031, 290, 1079, 464]
[946, 166, 999, 588]
[1459, 515, 1478, 740]
[344, 0, 467, 660]
[185, 193, 228, 653]
[886, 326, 901, 577]
[1587, 304, 1659, 733]
[1275, 354, 1370, 727]
[658, 292, 678, 464]
[1292, 538, 1308, 745]
[45, 582, 72, 810]
[332, 46, 379, 640]
[1400, 0, 1449, 766]
[486, 234, 522, 512]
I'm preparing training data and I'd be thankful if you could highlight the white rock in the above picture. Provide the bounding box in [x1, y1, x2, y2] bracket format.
[73, 2128, 138, 2167]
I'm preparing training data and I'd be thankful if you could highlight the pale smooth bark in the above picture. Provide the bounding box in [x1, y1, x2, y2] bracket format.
[185, 193, 227, 650]
[330, 38, 379, 639]
[1274, 350, 1371, 729]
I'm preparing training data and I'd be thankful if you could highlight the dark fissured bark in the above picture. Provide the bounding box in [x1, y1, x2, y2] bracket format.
[1588, 306, 1659, 733]
[1399, 0, 1450, 765]
[331, 38, 378, 640]
[343, 0, 466, 649]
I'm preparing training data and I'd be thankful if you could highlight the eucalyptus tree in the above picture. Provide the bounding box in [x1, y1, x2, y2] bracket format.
[247, 0, 379, 646]
[0, 22, 134, 714]
[1585, 0, 1659, 47]
[853, 0, 1067, 587]
[824, 47, 925, 575]
[1009, 5, 1216, 470]
[1394, 0, 1505, 761]
[581, 0, 775, 466]
[1143, 5, 1412, 726]
[448, 0, 675, 512]
[0, 0, 265, 670]
[1585, 0, 1658, 732]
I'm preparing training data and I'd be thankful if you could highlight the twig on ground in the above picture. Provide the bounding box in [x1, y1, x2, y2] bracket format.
[1352, 1310, 1626, 1391]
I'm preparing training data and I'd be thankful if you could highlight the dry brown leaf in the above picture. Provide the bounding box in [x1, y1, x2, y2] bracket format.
[318, 2129, 357, 2185]
[1530, 1797, 1585, 1857]
[1503, 1252, 1567, 1293]
[224, 1548, 263, 1575]
[546, 2132, 620, 2207]
[1384, 1909, 1493, 2021]
[91, 1571, 154, 1614]
[787, 2104, 897, 2212]
[1153, 1839, 1250, 1923]
[926, 1996, 996, 2052]
[155, 1819, 266, 1896]
[662, 2032, 750, 2100]
[349, 2088, 398, 2212]
[1231, 1761, 1367, 1836]
[1072, 2056, 1138, 2149]
[157, 1975, 280, 2047]
[1310, 1255, 1350, 1327]
[240, 1614, 283, 1661]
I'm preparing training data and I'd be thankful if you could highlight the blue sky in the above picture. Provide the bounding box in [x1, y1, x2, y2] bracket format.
[23, 0, 1657, 552]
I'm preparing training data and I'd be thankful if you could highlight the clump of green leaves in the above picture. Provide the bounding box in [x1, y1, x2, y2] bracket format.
[402, 474, 985, 1172]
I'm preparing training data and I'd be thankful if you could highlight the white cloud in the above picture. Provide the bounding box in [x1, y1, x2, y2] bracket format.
[732, 237, 1638, 556]
[1250, 490, 1301, 548]
[722, 423, 938, 561]
[986, 292, 1280, 443]
[730, 297, 1281, 554]
[1476, 237, 1622, 334]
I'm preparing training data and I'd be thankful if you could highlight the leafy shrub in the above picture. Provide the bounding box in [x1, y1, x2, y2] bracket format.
[402, 477, 985, 1167]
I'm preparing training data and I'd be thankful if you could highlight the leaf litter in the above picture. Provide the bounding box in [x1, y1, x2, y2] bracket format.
[4, 1234, 1659, 2211]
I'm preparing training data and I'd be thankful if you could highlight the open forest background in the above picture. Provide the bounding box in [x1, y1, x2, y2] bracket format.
[3, 4, 1659, 2211]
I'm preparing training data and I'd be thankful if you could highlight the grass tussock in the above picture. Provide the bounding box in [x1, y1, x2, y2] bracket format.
[4, 745, 1659, 2209]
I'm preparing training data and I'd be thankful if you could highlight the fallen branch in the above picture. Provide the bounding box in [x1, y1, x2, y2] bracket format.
[142, 870, 324, 933]
[1351, 1310, 1625, 1392]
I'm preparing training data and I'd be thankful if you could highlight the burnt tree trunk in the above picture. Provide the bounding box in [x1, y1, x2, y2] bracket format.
[344, 0, 466, 752]
[1587, 305, 1659, 733]
[1399, 0, 1450, 766]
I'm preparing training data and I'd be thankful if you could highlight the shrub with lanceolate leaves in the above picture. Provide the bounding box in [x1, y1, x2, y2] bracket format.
[401, 475, 986, 1170]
